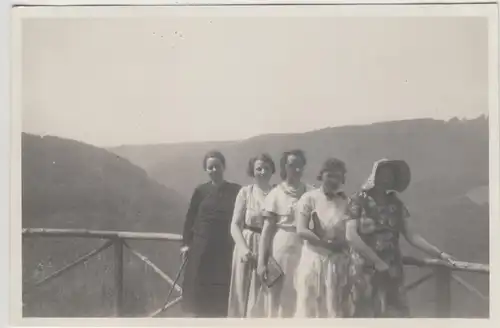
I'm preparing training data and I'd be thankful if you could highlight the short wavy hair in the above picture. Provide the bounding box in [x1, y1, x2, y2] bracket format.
[247, 153, 276, 177]
[317, 158, 347, 183]
[279, 149, 307, 180]
[203, 150, 226, 169]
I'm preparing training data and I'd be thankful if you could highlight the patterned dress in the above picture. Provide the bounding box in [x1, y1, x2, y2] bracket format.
[344, 190, 411, 318]
[294, 188, 350, 318]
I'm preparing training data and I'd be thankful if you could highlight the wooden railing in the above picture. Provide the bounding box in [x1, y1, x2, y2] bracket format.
[401, 256, 489, 317]
[22, 228, 490, 318]
[22, 228, 184, 317]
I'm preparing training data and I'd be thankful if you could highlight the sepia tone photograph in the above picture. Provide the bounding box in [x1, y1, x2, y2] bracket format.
[9, 2, 498, 323]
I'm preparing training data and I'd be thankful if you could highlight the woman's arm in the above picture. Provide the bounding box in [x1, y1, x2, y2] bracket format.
[182, 187, 201, 249]
[345, 220, 389, 271]
[257, 213, 277, 267]
[297, 215, 328, 248]
[296, 195, 329, 248]
[230, 188, 251, 254]
[401, 216, 453, 260]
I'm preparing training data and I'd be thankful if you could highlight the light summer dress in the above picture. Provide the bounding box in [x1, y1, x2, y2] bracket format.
[263, 182, 312, 318]
[228, 184, 269, 318]
[294, 187, 350, 318]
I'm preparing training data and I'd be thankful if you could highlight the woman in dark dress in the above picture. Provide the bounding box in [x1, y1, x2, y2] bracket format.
[180, 150, 241, 318]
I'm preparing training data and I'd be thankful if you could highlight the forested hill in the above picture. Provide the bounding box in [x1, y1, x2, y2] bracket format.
[22, 133, 187, 317]
[111, 116, 488, 205]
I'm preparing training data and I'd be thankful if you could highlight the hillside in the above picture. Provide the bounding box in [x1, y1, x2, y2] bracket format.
[21, 115, 489, 318]
[111, 116, 489, 202]
[111, 116, 490, 317]
[22, 134, 188, 317]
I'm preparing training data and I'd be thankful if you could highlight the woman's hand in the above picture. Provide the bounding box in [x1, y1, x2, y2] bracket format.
[440, 252, 457, 264]
[180, 246, 189, 263]
[241, 250, 256, 266]
[256, 261, 268, 282]
[311, 212, 325, 239]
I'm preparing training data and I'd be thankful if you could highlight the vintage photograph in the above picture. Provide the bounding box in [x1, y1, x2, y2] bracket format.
[12, 3, 495, 321]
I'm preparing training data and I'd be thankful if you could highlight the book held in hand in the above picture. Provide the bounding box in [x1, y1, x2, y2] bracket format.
[262, 256, 284, 288]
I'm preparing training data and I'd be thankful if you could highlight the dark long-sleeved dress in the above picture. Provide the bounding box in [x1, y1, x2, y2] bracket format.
[181, 181, 241, 317]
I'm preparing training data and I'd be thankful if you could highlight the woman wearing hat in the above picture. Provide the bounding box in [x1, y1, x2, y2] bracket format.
[344, 159, 455, 318]
[294, 158, 351, 318]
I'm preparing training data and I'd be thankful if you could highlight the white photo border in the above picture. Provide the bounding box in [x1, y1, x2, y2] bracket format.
[4, 1, 499, 328]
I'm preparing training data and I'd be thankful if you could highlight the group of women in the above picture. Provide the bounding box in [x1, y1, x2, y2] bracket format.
[179, 149, 455, 319]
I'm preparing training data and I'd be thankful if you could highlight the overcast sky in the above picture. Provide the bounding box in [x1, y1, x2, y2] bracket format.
[22, 16, 488, 147]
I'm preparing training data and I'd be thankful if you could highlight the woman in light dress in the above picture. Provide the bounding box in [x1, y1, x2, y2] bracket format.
[228, 154, 276, 318]
[257, 149, 313, 318]
[294, 158, 351, 318]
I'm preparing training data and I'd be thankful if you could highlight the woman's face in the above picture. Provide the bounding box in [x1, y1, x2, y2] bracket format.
[321, 170, 344, 191]
[285, 154, 305, 180]
[375, 165, 395, 190]
[253, 159, 273, 183]
[205, 157, 224, 183]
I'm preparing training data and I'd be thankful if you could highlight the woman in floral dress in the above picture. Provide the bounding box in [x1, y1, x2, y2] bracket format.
[344, 159, 455, 318]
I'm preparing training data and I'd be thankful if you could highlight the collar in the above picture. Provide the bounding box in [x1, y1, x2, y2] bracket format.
[280, 181, 307, 198]
[320, 185, 346, 199]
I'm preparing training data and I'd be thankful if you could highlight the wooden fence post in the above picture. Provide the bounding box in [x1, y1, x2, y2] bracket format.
[434, 267, 451, 318]
[113, 238, 124, 317]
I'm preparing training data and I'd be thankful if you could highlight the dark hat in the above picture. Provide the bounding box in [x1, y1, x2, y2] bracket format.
[362, 159, 411, 192]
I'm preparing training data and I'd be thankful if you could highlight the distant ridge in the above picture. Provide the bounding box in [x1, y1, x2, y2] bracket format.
[110, 116, 488, 201]
[22, 133, 187, 317]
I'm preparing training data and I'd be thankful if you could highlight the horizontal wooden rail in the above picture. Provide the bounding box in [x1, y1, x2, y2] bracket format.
[22, 229, 489, 274]
[402, 255, 489, 317]
[402, 256, 489, 274]
[22, 228, 183, 242]
[22, 228, 489, 318]
[23, 228, 184, 317]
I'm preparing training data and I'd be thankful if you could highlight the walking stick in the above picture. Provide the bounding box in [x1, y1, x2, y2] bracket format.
[154, 255, 188, 316]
